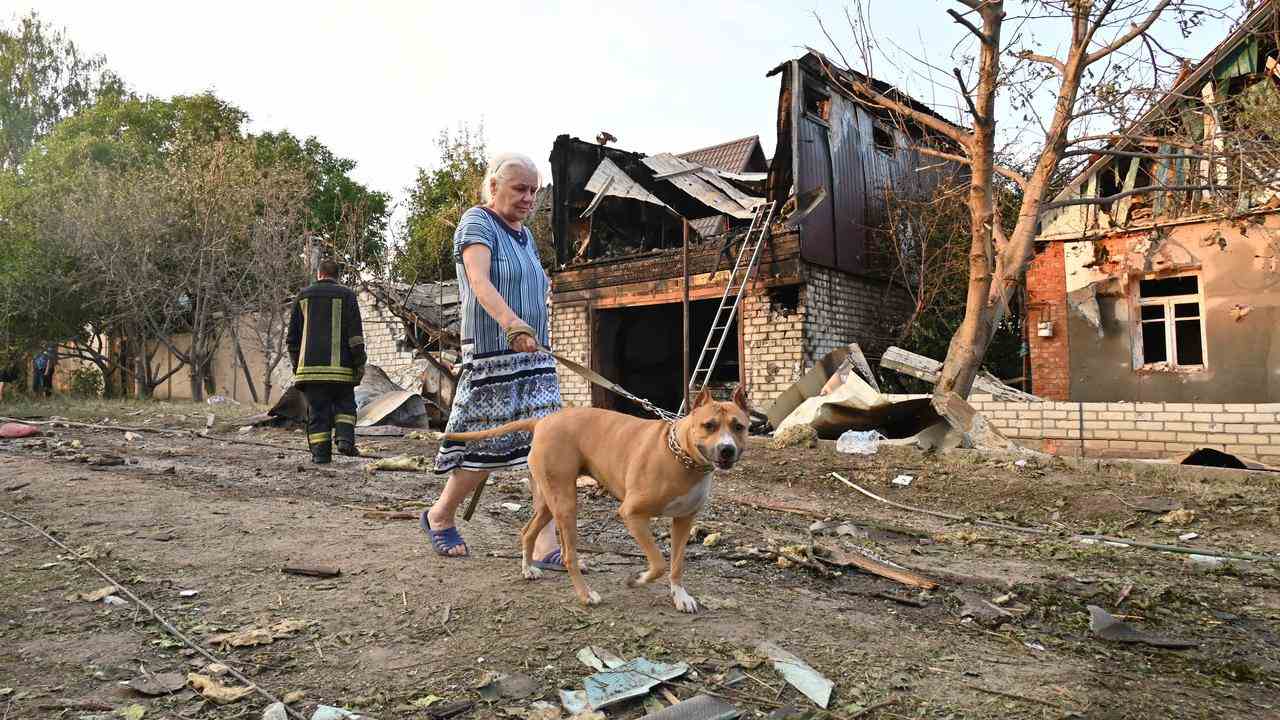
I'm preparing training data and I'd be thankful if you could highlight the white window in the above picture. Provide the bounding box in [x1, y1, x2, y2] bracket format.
[1135, 274, 1205, 370]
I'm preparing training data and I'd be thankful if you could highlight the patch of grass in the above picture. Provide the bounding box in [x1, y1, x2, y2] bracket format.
[0, 396, 264, 426]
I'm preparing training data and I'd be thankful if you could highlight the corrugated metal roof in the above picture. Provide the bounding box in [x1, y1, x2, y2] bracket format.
[678, 136, 763, 173]
[583, 157, 667, 214]
[641, 153, 760, 219]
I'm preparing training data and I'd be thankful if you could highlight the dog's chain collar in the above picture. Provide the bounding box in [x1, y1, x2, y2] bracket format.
[667, 422, 713, 471]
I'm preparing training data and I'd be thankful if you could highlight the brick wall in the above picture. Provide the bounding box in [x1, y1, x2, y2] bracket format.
[801, 265, 911, 375]
[969, 395, 1280, 464]
[1026, 242, 1070, 400]
[551, 303, 591, 407]
[357, 290, 424, 389]
[742, 290, 806, 406]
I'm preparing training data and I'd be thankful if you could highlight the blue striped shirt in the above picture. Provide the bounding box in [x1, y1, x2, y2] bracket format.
[454, 206, 551, 359]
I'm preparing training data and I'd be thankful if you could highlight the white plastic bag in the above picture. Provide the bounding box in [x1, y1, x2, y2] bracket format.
[835, 430, 886, 455]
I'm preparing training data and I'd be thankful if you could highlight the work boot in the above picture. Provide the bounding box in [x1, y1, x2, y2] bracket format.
[310, 441, 332, 465]
[335, 425, 357, 457]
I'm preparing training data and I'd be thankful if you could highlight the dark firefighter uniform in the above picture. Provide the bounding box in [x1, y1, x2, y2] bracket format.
[286, 278, 366, 463]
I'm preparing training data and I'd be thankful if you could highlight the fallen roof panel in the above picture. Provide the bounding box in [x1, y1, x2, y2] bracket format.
[642, 153, 760, 219]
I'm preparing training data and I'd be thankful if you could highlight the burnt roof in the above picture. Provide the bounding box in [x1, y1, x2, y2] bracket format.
[678, 136, 765, 174]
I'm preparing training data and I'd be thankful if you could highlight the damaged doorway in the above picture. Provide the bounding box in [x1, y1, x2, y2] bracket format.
[593, 299, 740, 416]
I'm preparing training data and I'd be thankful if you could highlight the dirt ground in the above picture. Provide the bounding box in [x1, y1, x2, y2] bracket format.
[2, 399, 1279, 720]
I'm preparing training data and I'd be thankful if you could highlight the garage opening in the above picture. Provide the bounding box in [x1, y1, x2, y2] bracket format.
[593, 299, 740, 416]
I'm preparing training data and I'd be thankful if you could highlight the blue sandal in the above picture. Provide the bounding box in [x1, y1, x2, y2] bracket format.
[420, 511, 469, 557]
[532, 548, 588, 573]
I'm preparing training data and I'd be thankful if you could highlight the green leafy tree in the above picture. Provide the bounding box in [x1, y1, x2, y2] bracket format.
[394, 125, 488, 283]
[254, 131, 390, 278]
[0, 11, 124, 170]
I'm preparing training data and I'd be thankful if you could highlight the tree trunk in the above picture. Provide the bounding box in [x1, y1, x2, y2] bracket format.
[934, 1, 1004, 401]
[229, 326, 260, 403]
[189, 360, 205, 403]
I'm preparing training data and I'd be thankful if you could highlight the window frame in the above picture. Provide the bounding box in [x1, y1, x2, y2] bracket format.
[1131, 273, 1208, 372]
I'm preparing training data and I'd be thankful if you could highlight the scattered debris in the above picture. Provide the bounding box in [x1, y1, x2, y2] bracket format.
[127, 671, 186, 696]
[702, 532, 722, 548]
[525, 700, 562, 720]
[124, 431, 143, 443]
[813, 544, 937, 589]
[1179, 532, 1200, 541]
[477, 672, 538, 701]
[577, 646, 626, 672]
[770, 425, 817, 449]
[117, 704, 147, 720]
[835, 430, 884, 455]
[1185, 554, 1227, 571]
[0, 422, 40, 439]
[500, 502, 523, 512]
[65, 585, 119, 603]
[757, 642, 832, 709]
[1087, 605, 1198, 649]
[310, 706, 365, 720]
[1158, 509, 1196, 525]
[282, 565, 341, 579]
[640, 694, 741, 719]
[364, 454, 433, 472]
[87, 454, 125, 467]
[891, 474, 913, 487]
[187, 672, 255, 704]
[573, 657, 689, 711]
[881, 346, 1040, 402]
[263, 702, 289, 720]
[179, 589, 199, 598]
[103, 594, 128, 606]
[1176, 447, 1278, 472]
[361, 510, 417, 521]
[1229, 303, 1251, 321]
[954, 591, 1014, 628]
[208, 619, 311, 648]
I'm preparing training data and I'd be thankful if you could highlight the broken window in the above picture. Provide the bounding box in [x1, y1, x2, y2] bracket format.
[1136, 274, 1205, 369]
[872, 122, 895, 154]
[803, 82, 831, 122]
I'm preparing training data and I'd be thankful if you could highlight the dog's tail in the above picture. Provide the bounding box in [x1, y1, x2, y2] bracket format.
[443, 418, 541, 442]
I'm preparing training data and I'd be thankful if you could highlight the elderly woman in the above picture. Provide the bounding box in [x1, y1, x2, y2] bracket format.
[422, 153, 578, 571]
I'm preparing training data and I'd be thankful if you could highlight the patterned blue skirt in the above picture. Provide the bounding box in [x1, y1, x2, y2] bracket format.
[433, 350, 562, 474]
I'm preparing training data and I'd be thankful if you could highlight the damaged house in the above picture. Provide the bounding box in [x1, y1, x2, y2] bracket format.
[548, 51, 959, 414]
[1028, 5, 1280, 404]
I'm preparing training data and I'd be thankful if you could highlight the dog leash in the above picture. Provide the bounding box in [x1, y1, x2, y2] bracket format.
[460, 343, 682, 521]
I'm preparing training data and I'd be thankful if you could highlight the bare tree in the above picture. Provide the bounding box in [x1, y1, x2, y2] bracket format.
[40, 164, 190, 397]
[818, 0, 1270, 404]
[229, 164, 312, 404]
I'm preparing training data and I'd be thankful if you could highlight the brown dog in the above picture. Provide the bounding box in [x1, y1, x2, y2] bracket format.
[445, 386, 750, 611]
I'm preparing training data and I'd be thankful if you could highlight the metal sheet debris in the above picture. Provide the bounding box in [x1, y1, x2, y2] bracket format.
[881, 346, 1040, 402]
[581, 657, 689, 710]
[1087, 605, 1198, 649]
[639, 694, 742, 720]
[756, 642, 832, 709]
[585, 157, 668, 210]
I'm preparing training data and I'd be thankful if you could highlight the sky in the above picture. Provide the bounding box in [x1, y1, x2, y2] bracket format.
[11, 1, 1239, 226]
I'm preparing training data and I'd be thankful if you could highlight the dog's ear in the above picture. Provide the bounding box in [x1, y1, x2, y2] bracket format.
[692, 387, 712, 409]
[732, 384, 749, 411]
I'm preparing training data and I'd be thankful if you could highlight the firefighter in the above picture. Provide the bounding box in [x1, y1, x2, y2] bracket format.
[286, 259, 367, 464]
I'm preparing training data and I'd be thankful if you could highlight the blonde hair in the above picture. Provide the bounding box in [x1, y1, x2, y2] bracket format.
[481, 152, 540, 204]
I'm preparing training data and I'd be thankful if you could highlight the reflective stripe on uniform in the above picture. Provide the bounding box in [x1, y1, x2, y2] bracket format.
[330, 298, 343, 370]
[297, 298, 310, 368]
[335, 414, 356, 426]
[307, 432, 331, 445]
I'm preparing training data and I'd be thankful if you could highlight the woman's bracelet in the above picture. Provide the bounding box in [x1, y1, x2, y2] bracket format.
[505, 322, 536, 345]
